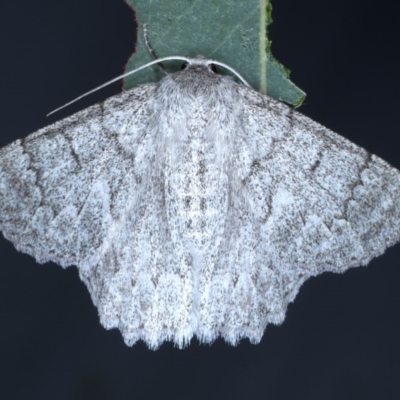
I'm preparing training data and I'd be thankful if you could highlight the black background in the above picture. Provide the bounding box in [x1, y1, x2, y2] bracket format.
[1, 0, 400, 399]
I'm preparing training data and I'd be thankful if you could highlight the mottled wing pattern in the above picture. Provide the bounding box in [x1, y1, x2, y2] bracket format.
[79, 158, 187, 349]
[239, 83, 400, 294]
[195, 84, 400, 346]
[0, 83, 157, 268]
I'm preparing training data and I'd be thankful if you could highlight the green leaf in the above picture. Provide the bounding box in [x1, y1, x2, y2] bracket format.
[123, 0, 305, 107]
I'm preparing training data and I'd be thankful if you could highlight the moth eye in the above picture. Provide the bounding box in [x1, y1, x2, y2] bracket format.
[208, 63, 217, 73]
[181, 62, 189, 70]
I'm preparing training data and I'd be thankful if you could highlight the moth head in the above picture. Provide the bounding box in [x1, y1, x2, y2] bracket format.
[181, 60, 217, 73]
[47, 56, 249, 117]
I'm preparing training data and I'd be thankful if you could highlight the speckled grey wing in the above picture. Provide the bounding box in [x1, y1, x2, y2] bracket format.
[198, 83, 400, 347]
[0, 83, 157, 268]
[78, 160, 188, 350]
[238, 84, 400, 275]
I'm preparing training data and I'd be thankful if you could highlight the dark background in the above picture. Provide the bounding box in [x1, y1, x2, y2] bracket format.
[1, 0, 400, 399]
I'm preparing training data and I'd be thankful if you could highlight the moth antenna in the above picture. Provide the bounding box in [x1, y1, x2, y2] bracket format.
[46, 56, 190, 116]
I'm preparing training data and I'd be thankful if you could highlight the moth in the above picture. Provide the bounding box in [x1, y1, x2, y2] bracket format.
[1, 56, 399, 349]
